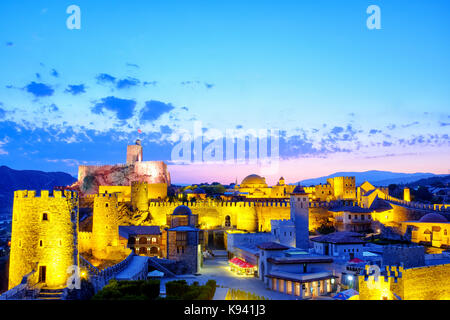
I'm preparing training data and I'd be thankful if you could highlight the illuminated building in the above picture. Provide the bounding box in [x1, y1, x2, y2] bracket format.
[8, 190, 79, 289]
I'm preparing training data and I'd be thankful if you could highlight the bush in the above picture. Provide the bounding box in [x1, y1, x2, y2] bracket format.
[92, 279, 160, 300]
[165, 279, 216, 300]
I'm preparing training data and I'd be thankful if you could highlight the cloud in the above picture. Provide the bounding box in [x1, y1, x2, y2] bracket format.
[51, 69, 59, 78]
[181, 106, 189, 111]
[205, 83, 215, 89]
[65, 84, 86, 95]
[387, 124, 396, 130]
[25, 82, 54, 97]
[439, 122, 450, 127]
[402, 121, 419, 128]
[126, 63, 139, 68]
[46, 104, 59, 113]
[36, 73, 41, 79]
[143, 81, 158, 86]
[160, 125, 173, 134]
[96, 73, 116, 84]
[369, 129, 381, 134]
[116, 77, 140, 89]
[0, 107, 5, 119]
[382, 141, 393, 147]
[5, 42, 13, 47]
[92, 96, 136, 120]
[330, 126, 344, 135]
[140, 100, 175, 122]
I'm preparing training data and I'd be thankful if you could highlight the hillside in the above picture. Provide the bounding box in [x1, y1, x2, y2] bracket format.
[0, 166, 77, 215]
[299, 170, 440, 187]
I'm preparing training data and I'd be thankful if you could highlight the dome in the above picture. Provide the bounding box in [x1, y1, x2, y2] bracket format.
[292, 185, 307, 195]
[418, 213, 448, 223]
[241, 174, 266, 186]
[172, 205, 192, 215]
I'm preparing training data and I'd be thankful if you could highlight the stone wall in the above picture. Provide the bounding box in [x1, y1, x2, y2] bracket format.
[9, 190, 79, 289]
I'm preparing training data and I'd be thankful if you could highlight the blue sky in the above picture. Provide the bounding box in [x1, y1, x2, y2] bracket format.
[0, 0, 449, 184]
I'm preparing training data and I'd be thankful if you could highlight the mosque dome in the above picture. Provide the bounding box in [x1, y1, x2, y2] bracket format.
[418, 213, 448, 223]
[173, 205, 192, 215]
[241, 174, 266, 186]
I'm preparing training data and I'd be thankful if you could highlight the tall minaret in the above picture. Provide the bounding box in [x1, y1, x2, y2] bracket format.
[290, 185, 309, 250]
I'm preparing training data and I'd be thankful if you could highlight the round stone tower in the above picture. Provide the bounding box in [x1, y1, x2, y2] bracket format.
[9, 190, 79, 289]
[131, 181, 149, 212]
[290, 185, 310, 250]
[92, 192, 119, 260]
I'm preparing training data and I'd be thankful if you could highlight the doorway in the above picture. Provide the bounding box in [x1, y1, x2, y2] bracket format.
[39, 266, 46, 283]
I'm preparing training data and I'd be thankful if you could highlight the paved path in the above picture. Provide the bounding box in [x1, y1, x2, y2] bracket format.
[160, 257, 301, 300]
[115, 255, 148, 281]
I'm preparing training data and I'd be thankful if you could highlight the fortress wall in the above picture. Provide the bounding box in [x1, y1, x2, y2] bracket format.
[78, 231, 92, 253]
[402, 264, 450, 300]
[77, 161, 170, 195]
[146, 201, 333, 232]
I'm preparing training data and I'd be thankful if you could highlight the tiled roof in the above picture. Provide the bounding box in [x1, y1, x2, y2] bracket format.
[119, 225, 161, 238]
[329, 206, 372, 213]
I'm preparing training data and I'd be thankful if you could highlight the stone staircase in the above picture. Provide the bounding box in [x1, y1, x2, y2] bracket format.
[148, 257, 176, 277]
[36, 288, 64, 300]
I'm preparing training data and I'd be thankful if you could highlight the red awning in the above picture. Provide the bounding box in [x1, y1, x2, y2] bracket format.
[348, 258, 364, 264]
[229, 257, 255, 269]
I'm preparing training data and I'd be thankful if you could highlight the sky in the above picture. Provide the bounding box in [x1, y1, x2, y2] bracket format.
[0, 0, 449, 185]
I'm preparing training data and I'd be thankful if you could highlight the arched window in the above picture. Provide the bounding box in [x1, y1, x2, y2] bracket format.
[138, 247, 147, 255]
[42, 213, 48, 221]
[150, 247, 158, 255]
[105, 203, 109, 208]
[139, 237, 148, 245]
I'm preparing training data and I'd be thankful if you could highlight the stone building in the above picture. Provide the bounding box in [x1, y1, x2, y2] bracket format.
[9, 190, 79, 289]
[401, 213, 450, 248]
[166, 205, 203, 274]
[119, 226, 164, 257]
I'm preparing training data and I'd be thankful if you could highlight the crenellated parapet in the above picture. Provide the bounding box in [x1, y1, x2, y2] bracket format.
[14, 189, 78, 199]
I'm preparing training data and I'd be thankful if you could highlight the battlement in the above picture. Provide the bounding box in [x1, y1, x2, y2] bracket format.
[13, 190, 78, 199]
[94, 192, 118, 199]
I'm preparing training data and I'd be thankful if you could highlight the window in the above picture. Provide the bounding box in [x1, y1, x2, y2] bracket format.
[18, 239, 22, 248]
[105, 203, 109, 208]
[39, 240, 43, 247]
[361, 215, 365, 220]
[348, 215, 351, 219]
[42, 213, 48, 221]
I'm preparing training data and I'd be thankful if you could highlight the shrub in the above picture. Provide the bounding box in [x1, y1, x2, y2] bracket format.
[92, 279, 160, 300]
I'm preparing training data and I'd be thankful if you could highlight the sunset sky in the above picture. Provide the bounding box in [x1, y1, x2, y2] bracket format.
[0, 0, 449, 185]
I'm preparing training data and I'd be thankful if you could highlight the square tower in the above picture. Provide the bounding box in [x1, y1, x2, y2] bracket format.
[127, 139, 143, 164]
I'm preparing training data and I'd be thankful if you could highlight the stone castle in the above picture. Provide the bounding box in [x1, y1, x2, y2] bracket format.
[6, 140, 450, 294]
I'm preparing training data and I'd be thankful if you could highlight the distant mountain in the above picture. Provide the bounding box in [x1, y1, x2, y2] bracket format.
[0, 166, 77, 215]
[298, 170, 441, 187]
[406, 175, 450, 188]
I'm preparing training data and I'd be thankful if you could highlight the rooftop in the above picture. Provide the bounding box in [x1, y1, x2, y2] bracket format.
[329, 206, 372, 213]
[311, 232, 366, 244]
[257, 242, 290, 251]
[119, 225, 161, 238]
